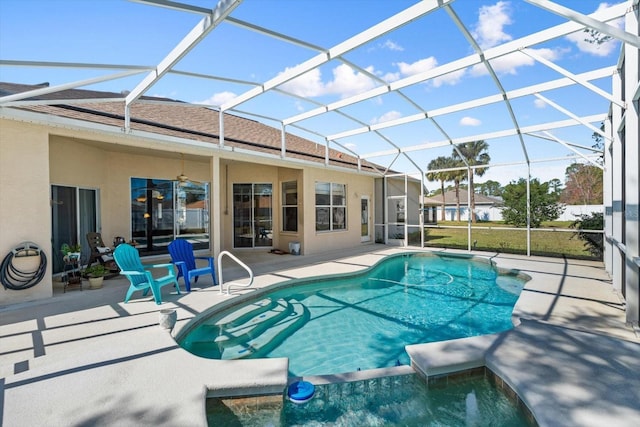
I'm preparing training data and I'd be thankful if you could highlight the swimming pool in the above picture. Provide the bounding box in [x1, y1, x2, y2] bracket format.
[180, 252, 527, 376]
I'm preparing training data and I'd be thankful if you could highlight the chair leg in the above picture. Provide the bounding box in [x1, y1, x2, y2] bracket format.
[184, 276, 191, 292]
[124, 286, 136, 303]
[174, 279, 181, 295]
[150, 284, 162, 305]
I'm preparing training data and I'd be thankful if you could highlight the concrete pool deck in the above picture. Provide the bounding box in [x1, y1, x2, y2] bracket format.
[1, 245, 639, 426]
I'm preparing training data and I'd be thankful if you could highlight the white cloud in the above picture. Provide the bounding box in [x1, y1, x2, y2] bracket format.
[279, 64, 377, 99]
[381, 71, 401, 82]
[472, 1, 513, 49]
[325, 64, 378, 98]
[370, 110, 402, 125]
[534, 98, 547, 109]
[565, 3, 622, 57]
[460, 116, 482, 126]
[393, 56, 462, 86]
[395, 57, 438, 76]
[381, 39, 404, 51]
[433, 68, 467, 87]
[280, 68, 325, 97]
[471, 47, 564, 76]
[344, 142, 357, 150]
[194, 91, 237, 106]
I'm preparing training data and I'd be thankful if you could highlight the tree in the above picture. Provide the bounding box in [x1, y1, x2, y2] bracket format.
[570, 212, 604, 258]
[501, 178, 565, 227]
[426, 156, 454, 222]
[560, 163, 603, 205]
[449, 159, 466, 222]
[548, 178, 563, 196]
[452, 140, 490, 223]
[476, 180, 502, 197]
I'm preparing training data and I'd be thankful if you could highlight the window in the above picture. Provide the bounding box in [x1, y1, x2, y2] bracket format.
[131, 177, 209, 255]
[315, 182, 346, 231]
[282, 181, 298, 232]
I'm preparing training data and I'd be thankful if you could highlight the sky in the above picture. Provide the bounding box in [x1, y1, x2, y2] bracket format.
[0, 0, 626, 189]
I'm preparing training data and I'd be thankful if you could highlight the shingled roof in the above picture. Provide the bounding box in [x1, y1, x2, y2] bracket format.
[0, 82, 379, 172]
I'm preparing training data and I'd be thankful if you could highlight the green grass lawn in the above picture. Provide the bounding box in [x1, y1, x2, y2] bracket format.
[422, 221, 597, 259]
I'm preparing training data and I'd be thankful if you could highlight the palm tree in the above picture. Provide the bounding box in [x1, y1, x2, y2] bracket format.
[452, 140, 490, 223]
[449, 161, 466, 222]
[426, 156, 453, 221]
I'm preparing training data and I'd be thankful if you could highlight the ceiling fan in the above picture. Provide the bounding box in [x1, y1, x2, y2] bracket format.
[176, 153, 204, 186]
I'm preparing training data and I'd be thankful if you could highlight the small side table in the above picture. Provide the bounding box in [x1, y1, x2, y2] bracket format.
[62, 254, 83, 292]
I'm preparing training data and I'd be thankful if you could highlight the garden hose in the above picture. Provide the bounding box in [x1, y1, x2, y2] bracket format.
[1, 241, 48, 290]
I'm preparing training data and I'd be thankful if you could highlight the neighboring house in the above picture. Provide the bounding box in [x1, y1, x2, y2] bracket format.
[423, 190, 503, 222]
[0, 82, 422, 306]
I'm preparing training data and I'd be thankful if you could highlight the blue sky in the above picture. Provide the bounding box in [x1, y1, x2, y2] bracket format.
[0, 0, 625, 188]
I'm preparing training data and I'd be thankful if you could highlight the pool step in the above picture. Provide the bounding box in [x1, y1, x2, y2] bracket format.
[216, 298, 282, 328]
[183, 298, 280, 344]
[213, 299, 291, 347]
[221, 301, 310, 359]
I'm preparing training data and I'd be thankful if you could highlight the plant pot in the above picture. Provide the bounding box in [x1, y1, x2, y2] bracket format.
[88, 276, 104, 289]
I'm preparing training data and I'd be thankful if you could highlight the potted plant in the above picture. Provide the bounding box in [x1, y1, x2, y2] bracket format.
[83, 264, 109, 289]
[61, 243, 82, 262]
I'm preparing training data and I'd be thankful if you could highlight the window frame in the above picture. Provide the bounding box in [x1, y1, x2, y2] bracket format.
[281, 181, 298, 233]
[315, 181, 347, 232]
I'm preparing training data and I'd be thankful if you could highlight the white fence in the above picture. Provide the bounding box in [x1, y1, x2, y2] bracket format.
[434, 204, 603, 222]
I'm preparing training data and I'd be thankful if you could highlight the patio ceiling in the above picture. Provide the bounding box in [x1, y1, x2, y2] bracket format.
[1, 0, 638, 185]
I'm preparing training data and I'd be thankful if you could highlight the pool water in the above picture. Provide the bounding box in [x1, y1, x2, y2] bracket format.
[207, 372, 537, 426]
[181, 253, 526, 376]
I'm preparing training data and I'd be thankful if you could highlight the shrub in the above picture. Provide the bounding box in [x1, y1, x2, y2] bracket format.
[570, 212, 604, 258]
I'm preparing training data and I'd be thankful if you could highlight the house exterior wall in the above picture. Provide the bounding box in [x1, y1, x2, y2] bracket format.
[0, 119, 52, 304]
[0, 116, 378, 306]
[48, 136, 211, 245]
[301, 167, 374, 255]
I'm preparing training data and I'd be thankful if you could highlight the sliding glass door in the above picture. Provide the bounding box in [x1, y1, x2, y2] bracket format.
[51, 186, 98, 273]
[131, 178, 174, 255]
[233, 183, 272, 248]
[130, 177, 210, 256]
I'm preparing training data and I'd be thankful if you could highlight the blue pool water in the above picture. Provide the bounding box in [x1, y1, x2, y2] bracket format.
[180, 253, 526, 376]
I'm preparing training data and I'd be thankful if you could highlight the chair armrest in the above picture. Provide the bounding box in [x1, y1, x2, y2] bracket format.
[146, 263, 174, 269]
[145, 263, 177, 275]
[119, 270, 146, 276]
[195, 256, 215, 268]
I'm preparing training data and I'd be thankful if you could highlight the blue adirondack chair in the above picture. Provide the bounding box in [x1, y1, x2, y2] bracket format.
[113, 244, 180, 305]
[168, 239, 217, 292]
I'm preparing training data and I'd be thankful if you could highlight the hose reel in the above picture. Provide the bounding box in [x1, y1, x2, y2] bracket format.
[1, 241, 48, 290]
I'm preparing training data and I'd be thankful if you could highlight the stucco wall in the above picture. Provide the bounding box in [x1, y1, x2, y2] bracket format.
[0, 117, 378, 306]
[302, 167, 374, 255]
[49, 136, 210, 246]
[0, 119, 52, 305]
